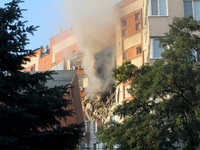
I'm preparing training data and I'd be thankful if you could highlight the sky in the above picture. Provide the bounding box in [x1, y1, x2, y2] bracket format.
[0, 0, 122, 50]
[0, 0, 70, 50]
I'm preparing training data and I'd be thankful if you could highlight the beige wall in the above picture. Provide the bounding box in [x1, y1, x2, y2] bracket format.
[115, 1, 144, 121]
[123, 33, 141, 50]
[52, 36, 76, 63]
[22, 55, 39, 71]
[131, 55, 143, 67]
[117, 0, 143, 18]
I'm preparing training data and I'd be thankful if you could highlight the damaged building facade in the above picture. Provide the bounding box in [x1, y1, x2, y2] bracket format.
[23, 0, 198, 149]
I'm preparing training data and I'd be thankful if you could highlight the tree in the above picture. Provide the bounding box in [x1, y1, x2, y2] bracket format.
[0, 1, 84, 149]
[97, 16, 200, 150]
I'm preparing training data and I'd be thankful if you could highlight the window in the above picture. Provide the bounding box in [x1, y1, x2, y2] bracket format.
[123, 52, 128, 60]
[78, 75, 88, 90]
[31, 66, 34, 71]
[121, 19, 127, 27]
[124, 84, 131, 98]
[135, 12, 141, 21]
[150, 0, 167, 16]
[184, 0, 200, 20]
[51, 62, 63, 70]
[137, 46, 142, 54]
[80, 143, 86, 150]
[94, 121, 97, 133]
[122, 29, 127, 37]
[69, 54, 83, 70]
[151, 38, 165, 58]
[85, 121, 90, 132]
[136, 22, 141, 31]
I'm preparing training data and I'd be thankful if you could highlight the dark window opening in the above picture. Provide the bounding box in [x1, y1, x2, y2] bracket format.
[31, 67, 34, 71]
[136, 22, 141, 31]
[123, 52, 128, 60]
[135, 12, 141, 21]
[137, 46, 142, 54]
[121, 19, 127, 27]
[122, 29, 127, 37]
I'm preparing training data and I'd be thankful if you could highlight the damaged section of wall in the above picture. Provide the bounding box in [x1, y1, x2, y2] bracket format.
[84, 84, 116, 122]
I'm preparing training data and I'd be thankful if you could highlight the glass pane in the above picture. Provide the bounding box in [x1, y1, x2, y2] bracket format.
[121, 19, 126, 27]
[59, 63, 63, 70]
[184, 1, 193, 17]
[124, 84, 131, 98]
[122, 29, 127, 37]
[136, 22, 141, 31]
[137, 46, 142, 54]
[123, 52, 128, 59]
[135, 12, 140, 21]
[159, 0, 167, 15]
[194, 1, 200, 20]
[151, 0, 158, 15]
[153, 39, 164, 58]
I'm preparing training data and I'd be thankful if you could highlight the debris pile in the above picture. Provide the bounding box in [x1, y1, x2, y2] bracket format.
[83, 85, 116, 121]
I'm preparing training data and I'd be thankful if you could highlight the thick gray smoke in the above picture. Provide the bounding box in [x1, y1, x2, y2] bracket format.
[64, 0, 116, 96]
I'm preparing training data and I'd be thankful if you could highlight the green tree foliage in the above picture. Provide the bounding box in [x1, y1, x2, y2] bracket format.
[97, 17, 200, 150]
[0, 1, 83, 149]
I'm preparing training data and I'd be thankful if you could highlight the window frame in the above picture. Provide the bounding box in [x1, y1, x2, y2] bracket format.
[123, 52, 128, 60]
[136, 22, 141, 31]
[149, 0, 167, 16]
[135, 12, 141, 21]
[184, 0, 200, 20]
[124, 84, 131, 99]
[121, 19, 127, 27]
[31, 66, 34, 71]
[136, 46, 142, 54]
[51, 62, 63, 70]
[150, 38, 165, 59]
[122, 29, 127, 37]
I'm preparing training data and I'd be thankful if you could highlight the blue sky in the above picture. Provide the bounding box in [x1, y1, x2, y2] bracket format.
[0, 0, 70, 50]
[0, 0, 122, 50]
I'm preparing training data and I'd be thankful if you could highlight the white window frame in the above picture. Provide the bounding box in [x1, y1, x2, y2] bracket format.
[150, 38, 165, 59]
[94, 121, 97, 133]
[51, 62, 63, 70]
[149, 0, 168, 16]
[124, 84, 131, 99]
[184, 0, 200, 20]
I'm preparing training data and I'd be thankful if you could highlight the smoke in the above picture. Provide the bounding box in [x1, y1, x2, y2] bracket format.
[64, 0, 116, 96]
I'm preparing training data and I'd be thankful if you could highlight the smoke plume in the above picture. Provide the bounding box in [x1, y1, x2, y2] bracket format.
[64, 0, 116, 96]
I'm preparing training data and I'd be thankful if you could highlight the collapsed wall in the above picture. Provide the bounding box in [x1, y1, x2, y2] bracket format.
[84, 84, 116, 122]
[83, 45, 116, 121]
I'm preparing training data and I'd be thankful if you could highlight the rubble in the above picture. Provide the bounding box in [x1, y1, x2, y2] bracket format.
[83, 85, 116, 122]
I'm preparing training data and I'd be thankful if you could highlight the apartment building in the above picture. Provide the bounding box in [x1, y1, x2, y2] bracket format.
[23, 0, 199, 149]
[115, 0, 200, 104]
[115, 0, 144, 108]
